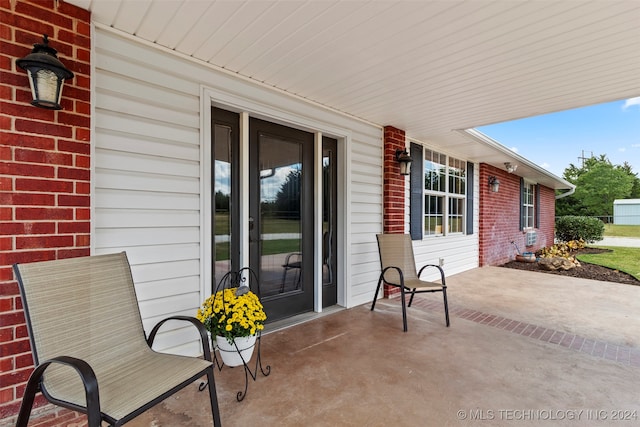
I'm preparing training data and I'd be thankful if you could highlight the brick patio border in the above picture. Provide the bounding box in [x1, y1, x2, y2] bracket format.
[409, 297, 640, 368]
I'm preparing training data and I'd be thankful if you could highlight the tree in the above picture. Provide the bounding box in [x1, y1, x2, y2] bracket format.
[214, 190, 230, 212]
[621, 161, 640, 198]
[556, 155, 637, 217]
[275, 169, 301, 219]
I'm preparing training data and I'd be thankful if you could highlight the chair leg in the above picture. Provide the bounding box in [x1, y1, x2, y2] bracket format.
[400, 286, 408, 332]
[442, 286, 450, 327]
[15, 372, 40, 427]
[408, 289, 416, 307]
[206, 368, 222, 427]
[294, 268, 302, 290]
[370, 275, 384, 311]
[16, 361, 103, 427]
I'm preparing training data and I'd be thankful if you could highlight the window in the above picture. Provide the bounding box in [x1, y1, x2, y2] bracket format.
[521, 181, 535, 229]
[422, 149, 466, 236]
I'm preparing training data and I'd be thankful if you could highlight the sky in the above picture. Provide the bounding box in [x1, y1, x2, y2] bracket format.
[477, 97, 640, 179]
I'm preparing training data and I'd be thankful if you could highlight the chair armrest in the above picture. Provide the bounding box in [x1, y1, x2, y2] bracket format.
[27, 356, 102, 427]
[381, 265, 404, 286]
[146, 316, 213, 361]
[417, 264, 446, 285]
[283, 252, 302, 265]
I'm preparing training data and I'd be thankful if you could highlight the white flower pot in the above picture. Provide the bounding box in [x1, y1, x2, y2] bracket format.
[215, 335, 257, 367]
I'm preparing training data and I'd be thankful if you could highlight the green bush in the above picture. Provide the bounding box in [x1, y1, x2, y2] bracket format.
[555, 216, 604, 243]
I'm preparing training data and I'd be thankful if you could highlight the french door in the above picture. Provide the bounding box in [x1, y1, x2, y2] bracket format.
[248, 118, 314, 320]
[211, 108, 336, 322]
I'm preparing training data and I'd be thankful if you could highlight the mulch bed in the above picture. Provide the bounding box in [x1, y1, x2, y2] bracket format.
[500, 247, 640, 286]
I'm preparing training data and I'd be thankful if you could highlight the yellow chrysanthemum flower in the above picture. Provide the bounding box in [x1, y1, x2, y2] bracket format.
[196, 287, 267, 341]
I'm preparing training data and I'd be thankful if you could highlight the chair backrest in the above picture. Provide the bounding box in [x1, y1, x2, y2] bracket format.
[14, 252, 150, 368]
[376, 234, 419, 284]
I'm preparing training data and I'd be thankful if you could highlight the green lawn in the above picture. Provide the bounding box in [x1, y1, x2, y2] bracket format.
[577, 246, 640, 280]
[214, 213, 301, 235]
[603, 224, 640, 238]
[215, 239, 300, 261]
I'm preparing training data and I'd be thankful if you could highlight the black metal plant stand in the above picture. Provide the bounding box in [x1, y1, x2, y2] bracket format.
[199, 268, 271, 401]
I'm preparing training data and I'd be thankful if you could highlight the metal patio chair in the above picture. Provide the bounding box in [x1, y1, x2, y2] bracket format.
[371, 234, 450, 332]
[280, 252, 302, 292]
[13, 252, 222, 427]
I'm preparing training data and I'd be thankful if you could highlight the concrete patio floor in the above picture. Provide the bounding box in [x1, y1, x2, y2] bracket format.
[125, 267, 640, 426]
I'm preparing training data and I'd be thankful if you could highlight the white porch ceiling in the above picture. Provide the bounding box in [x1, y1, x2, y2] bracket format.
[68, 0, 640, 189]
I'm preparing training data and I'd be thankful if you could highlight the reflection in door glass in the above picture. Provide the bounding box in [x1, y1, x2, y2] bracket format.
[214, 124, 232, 285]
[259, 134, 303, 297]
[322, 153, 333, 286]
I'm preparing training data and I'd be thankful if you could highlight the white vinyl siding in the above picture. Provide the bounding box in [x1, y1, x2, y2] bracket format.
[93, 27, 382, 355]
[412, 178, 479, 280]
[613, 199, 640, 225]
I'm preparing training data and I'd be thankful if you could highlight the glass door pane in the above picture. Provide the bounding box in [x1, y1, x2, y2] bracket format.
[259, 134, 303, 297]
[214, 125, 232, 284]
[249, 118, 314, 321]
[212, 108, 239, 290]
[322, 137, 337, 307]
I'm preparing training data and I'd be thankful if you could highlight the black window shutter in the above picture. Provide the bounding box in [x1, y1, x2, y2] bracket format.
[535, 183, 541, 228]
[519, 178, 525, 230]
[466, 162, 474, 235]
[409, 142, 423, 240]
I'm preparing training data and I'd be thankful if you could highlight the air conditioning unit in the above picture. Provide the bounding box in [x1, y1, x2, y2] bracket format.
[526, 230, 537, 246]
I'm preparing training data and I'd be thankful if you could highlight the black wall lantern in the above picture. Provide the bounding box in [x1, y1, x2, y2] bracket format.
[16, 35, 74, 110]
[395, 149, 412, 176]
[488, 176, 500, 193]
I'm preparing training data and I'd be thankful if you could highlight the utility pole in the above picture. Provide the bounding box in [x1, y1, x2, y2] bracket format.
[578, 150, 593, 167]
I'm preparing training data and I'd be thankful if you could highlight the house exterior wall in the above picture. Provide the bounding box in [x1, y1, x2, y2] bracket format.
[381, 126, 406, 297]
[383, 126, 407, 234]
[613, 199, 640, 225]
[381, 129, 480, 293]
[408, 145, 480, 278]
[537, 185, 556, 248]
[93, 28, 385, 350]
[479, 163, 555, 266]
[0, 0, 91, 421]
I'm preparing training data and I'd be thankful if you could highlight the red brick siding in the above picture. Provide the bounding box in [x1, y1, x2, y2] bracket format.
[479, 164, 555, 266]
[382, 126, 407, 297]
[0, 0, 91, 421]
[537, 184, 556, 250]
[383, 126, 407, 234]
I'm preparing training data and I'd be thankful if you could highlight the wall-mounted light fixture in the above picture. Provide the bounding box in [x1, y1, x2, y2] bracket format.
[395, 149, 412, 176]
[16, 34, 74, 110]
[488, 176, 500, 193]
[504, 162, 518, 173]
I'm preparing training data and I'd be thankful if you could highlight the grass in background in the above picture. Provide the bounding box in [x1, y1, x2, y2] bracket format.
[215, 214, 301, 235]
[577, 246, 640, 281]
[603, 224, 640, 238]
[215, 239, 300, 261]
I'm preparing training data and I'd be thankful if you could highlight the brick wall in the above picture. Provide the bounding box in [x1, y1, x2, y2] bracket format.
[537, 184, 556, 249]
[382, 126, 407, 297]
[0, 0, 90, 422]
[383, 126, 407, 234]
[479, 163, 555, 266]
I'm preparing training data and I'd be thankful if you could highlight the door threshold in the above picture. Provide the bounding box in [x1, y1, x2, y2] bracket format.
[263, 305, 344, 335]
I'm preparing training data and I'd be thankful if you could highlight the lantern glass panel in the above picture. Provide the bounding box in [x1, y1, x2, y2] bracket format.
[27, 68, 63, 109]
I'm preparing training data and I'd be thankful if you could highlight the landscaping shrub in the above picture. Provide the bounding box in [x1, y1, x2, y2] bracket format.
[555, 216, 604, 243]
[537, 240, 585, 259]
